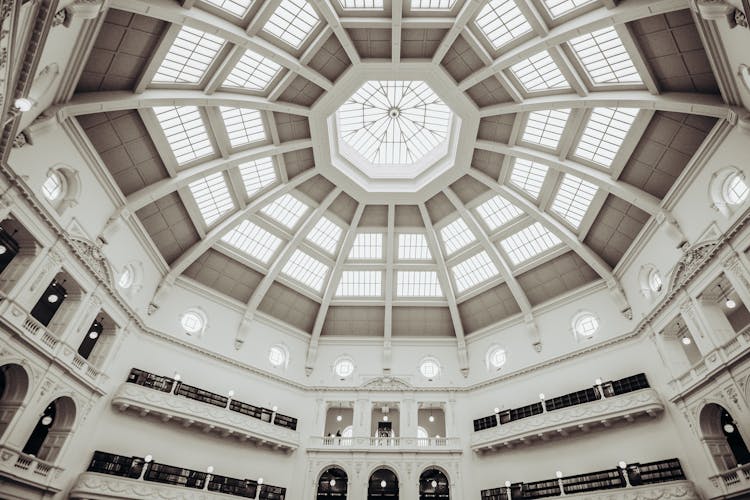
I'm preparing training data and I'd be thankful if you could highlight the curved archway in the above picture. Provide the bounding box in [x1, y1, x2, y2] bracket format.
[317, 467, 348, 499]
[368, 468, 398, 500]
[699, 402, 750, 470]
[22, 396, 76, 463]
[420, 468, 449, 499]
[0, 363, 30, 439]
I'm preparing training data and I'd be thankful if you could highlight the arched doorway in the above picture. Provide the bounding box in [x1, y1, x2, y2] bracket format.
[22, 396, 76, 462]
[699, 403, 750, 470]
[368, 468, 398, 499]
[419, 469, 449, 499]
[0, 363, 29, 439]
[317, 467, 347, 499]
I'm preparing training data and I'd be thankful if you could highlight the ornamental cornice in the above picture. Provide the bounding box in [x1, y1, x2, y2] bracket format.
[70, 472, 232, 500]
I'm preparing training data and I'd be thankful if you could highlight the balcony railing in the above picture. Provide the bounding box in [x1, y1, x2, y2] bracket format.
[708, 463, 750, 498]
[112, 369, 299, 452]
[308, 435, 461, 452]
[0, 444, 65, 492]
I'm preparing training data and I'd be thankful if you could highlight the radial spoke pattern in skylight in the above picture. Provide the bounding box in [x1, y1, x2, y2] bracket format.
[152, 27, 224, 84]
[475, 0, 532, 50]
[569, 27, 642, 85]
[476, 195, 523, 231]
[510, 51, 569, 92]
[223, 50, 281, 91]
[397, 271, 443, 297]
[550, 174, 598, 228]
[154, 106, 214, 165]
[336, 271, 382, 297]
[521, 109, 570, 149]
[340, 0, 383, 8]
[349, 233, 383, 260]
[337, 81, 451, 165]
[281, 249, 328, 291]
[222, 220, 282, 264]
[574, 107, 638, 167]
[398, 233, 432, 260]
[451, 251, 499, 293]
[263, 0, 319, 49]
[204, 0, 253, 17]
[188, 172, 235, 225]
[542, 0, 594, 17]
[510, 158, 548, 199]
[440, 218, 476, 256]
[261, 193, 308, 229]
[411, 0, 456, 9]
[500, 222, 562, 265]
[239, 157, 277, 197]
[220, 107, 266, 148]
[306, 216, 343, 254]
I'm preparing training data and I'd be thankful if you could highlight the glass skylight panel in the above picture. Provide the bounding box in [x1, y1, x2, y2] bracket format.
[155, 106, 214, 165]
[203, 0, 253, 17]
[574, 107, 638, 167]
[411, 0, 456, 9]
[306, 216, 343, 254]
[500, 222, 562, 265]
[349, 233, 383, 260]
[398, 233, 432, 260]
[569, 27, 642, 85]
[222, 220, 282, 264]
[152, 27, 224, 84]
[475, 0, 532, 50]
[510, 158, 548, 199]
[510, 51, 569, 92]
[440, 218, 476, 256]
[263, 0, 320, 49]
[550, 174, 598, 228]
[223, 49, 281, 91]
[261, 193, 308, 229]
[397, 271, 443, 297]
[521, 109, 570, 149]
[281, 249, 328, 291]
[340, 0, 383, 8]
[188, 172, 235, 225]
[543, 0, 594, 17]
[239, 157, 277, 197]
[476, 195, 523, 231]
[336, 271, 382, 297]
[451, 251, 499, 293]
[220, 107, 266, 148]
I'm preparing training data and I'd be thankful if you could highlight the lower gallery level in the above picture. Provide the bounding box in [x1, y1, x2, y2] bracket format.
[2, 0, 750, 499]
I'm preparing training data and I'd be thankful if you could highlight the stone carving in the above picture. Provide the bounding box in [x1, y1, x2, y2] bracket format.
[68, 237, 114, 289]
[668, 241, 719, 293]
[734, 8, 748, 28]
[360, 376, 412, 391]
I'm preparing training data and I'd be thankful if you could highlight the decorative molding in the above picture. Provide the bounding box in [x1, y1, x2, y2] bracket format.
[360, 376, 413, 392]
[70, 472, 236, 500]
[668, 240, 720, 294]
[68, 236, 114, 289]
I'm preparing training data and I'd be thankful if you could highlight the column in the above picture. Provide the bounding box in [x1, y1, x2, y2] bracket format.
[692, 297, 736, 345]
[723, 252, 750, 314]
[445, 397, 457, 437]
[353, 397, 371, 438]
[679, 299, 720, 355]
[0, 189, 18, 222]
[12, 245, 63, 310]
[400, 395, 416, 441]
[0, 236, 40, 297]
[652, 326, 693, 376]
[58, 291, 102, 344]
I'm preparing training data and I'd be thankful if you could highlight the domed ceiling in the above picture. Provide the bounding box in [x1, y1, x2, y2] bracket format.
[70, 0, 726, 344]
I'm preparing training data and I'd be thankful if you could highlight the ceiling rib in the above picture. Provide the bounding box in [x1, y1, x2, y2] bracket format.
[432, 0, 486, 64]
[383, 203, 396, 375]
[311, 0, 361, 64]
[392, 0, 403, 63]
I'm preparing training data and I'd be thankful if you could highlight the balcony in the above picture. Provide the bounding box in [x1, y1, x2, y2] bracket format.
[708, 463, 750, 498]
[112, 369, 299, 453]
[307, 435, 462, 453]
[0, 444, 65, 493]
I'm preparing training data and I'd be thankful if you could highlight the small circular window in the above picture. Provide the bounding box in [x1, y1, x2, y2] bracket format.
[118, 267, 134, 289]
[488, 347, 507, 369]
[419, 357, 440, 379]
[334, 358, 354, 378]
[573, 312, 599, 339]
[724, 173, 749, 205]
[268, 345, 287, 367]
[181, 310, 205, 335]
[42, 172, 63, 201]
[648, 269, 663, 293]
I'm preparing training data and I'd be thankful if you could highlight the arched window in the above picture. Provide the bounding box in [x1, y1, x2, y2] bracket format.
[318, 467, 348, 500]
[22, 396, 76, 463]
[369, 468, 398, 500]
[572, 311, 599, 340]
[699, 403, 750, 471]
[420, 468, 449, 500]
[0, 364, 30, 439]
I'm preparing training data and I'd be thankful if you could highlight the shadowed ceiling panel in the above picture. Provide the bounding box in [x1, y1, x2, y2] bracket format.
[78, 111, 169, 196]
[629, 10, 719, 94]
[360, 205, 388, 227]
[450, 175, 490, 204]
[323, 306, 385, 336]
[441, 35, 483, 82]
[258, 281, 320, 333]
[76, 10, 165, 92]
[459, 282, 519, 334]
[297, 175, 336, 203]
[278, 75, 324, 106]
[274, 113, 311, 141]
[392, 307, 454, 336]
[283, 148, 315, 178]
[477, 115, 516, 143]
[184, 249, 262, 302]
[308, 34, 351, 82]
[395, 205, 423, 227]
[620, 111, 717, 198]
[517, 251, 598, 306]
[584, 195, 650, 268]
[347, 28, 391, 59]
[401, 29, 448, 59]
[329, 191, 358, 224]
[467, 76, 512, 107]
[136, 193, 200, 264]
[425, 192, 455, 224]
[471, 150, 504, 180]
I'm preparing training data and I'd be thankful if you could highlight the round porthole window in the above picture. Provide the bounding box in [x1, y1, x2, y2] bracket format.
[180, 310, 205, 335]
[648, 269, 663, 293]
[488, 347, 507, 369]
[724, 173, 749, 206]
[118, 266, 134, 289]
[334, 358, 354, 378]
[268, 345, 287, 367]
[573, 312, 599, 339]
[419, 357, 440, 379]
[42, 171, 63, 201]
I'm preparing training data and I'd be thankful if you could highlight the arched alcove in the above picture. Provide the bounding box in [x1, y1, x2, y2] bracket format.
[699, 402, 750, 470]
[419, 468, 449, 499]
[22, 395, 76, 463]
[0, 363, 30, 439]
[368, 468, 398, 500]
[317, 467, 348, 499]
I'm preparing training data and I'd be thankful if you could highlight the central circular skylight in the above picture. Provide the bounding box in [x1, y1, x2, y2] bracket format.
[336, 80, 452, 165]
